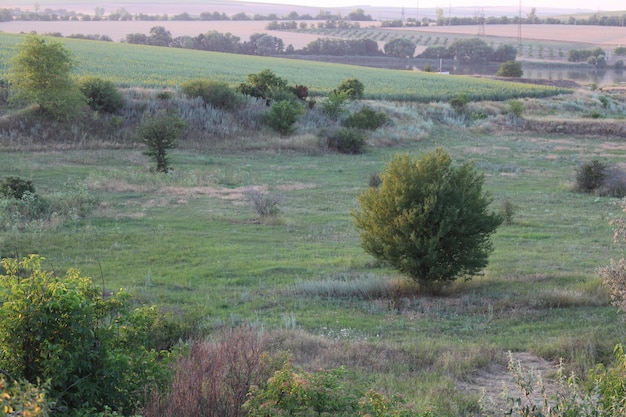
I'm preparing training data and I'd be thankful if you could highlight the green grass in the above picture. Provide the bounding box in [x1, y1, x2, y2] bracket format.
[0, 32, 570, 101]
[2, 110, 626, 414]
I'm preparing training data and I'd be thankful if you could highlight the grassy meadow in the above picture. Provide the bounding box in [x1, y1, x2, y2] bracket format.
[2, 32, 626, 415]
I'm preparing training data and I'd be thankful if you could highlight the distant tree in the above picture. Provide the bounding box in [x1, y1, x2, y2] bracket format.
[231, 12, 250, 20]
[348, 8, 372, 21]
[384, 38, 416, 58]
[496, 60, 523, 77]
[147, 26, 172, 47]
[8, 33, 85, 120]
[448, 38, 494, 64]
[418, 45, 453, 59]
[492, 44, 518, 62]
[125, 33, 148, 44]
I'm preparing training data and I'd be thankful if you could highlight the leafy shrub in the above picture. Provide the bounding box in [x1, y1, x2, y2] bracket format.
[0, 376, 49, 417]
[496, 60, 523, 77]
[138, 110, 187, 173]
[292, 84, 309, 100]
[449, 93, 469, 113]
[507, 99, 524, 117]
[336, 78, 365, 100]
[0, 176, 35, 199]
[325, 127, 367, 154]
[265, 100, 303, 135]
[352, 149, 502, 288]
[245, 361, 432, 417]
[321, 90, 351, 120]
[156, 90, 174, 100]
[0, 255, 169, 415]
[77, 76, 125, 113]
[181, 79, 240, 111]
[344, 107, 389, 130]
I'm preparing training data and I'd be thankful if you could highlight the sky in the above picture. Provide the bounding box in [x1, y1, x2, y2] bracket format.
[242, 0, 625, 12]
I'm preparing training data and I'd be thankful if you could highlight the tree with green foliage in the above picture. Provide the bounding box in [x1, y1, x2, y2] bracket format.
[352, 149, 502, 288]
[384, 38, 417, 58]
[236, 68, 289, 100]
[138, 110, 186, 173]
[496, 60, 523, 77]
[0, 255, 169, 415]
[336, 78, 365, 100]
[8, 33, 86, 120]
[448, 37, 494, 64]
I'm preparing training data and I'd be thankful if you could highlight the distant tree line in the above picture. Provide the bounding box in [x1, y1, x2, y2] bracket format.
[419, 38, 518, 64]
[122, 26, 392, 57]
[0, 7, 371, 23]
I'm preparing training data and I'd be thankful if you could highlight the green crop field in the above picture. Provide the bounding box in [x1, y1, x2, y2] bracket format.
[0, 32, 570, 101]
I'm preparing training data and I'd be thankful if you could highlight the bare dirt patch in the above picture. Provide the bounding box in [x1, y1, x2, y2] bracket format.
[458, 351, 560, 415]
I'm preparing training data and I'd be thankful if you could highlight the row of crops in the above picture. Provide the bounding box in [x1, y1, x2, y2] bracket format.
[0, 32, 570, 101]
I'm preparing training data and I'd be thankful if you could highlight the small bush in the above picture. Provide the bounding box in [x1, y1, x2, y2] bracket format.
[156, 90, 174, 100]
[500, 198, 515, 226]
[0, 176, 35, 199]
[336, 78, 365, 100]
[344, 107, 389, 130]
[325, 128, 367, 154]
[181, 79, 240, 111]
[236, 69, 289, 100]
[144, 327, 275, 417]
[246, 189, 282, 219]
[575, 159, 607, 193]
[449, 93, 469, 113]
[77, 76, 125, 113]
[265, 100, 303, 135]
[507, 99, 524, 117]
[138, 110, 186, 173]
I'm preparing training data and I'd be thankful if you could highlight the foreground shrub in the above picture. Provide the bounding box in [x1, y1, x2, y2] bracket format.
[77, 76, 125, 113]
[0, 176, 35, 199]
[138, 110, 186, 173]
[144, 327, 275, 417]
[181, 79, 240, 110]
[265, 100, 303, 135]
[324, 127, 367, 154]
[483, 349, 626, 417]
[0, 376, 49, 417]
[0, 255, 169, 415]
[344, 107, 389, 130]
[245, 360, 432, 417]
[352, 149, 502, 288]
